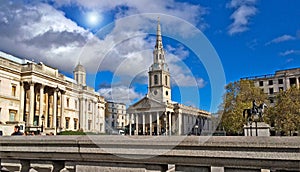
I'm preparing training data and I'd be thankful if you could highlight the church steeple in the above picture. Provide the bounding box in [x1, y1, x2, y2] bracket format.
[153, 17, 167, 66]
[155, 17, 163, 49]
[148, 18, 171, 103]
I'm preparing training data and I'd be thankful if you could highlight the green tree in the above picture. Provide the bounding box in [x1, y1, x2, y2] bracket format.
[267, 86, 300, 135]
[219, 80, 267, 135]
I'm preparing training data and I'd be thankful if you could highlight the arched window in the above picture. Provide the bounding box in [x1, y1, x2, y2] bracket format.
[154, 75, 158, 85]
[165, 76, 168, 86]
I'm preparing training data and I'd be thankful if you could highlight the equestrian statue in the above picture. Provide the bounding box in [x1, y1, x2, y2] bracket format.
[243, 100, 267, 123]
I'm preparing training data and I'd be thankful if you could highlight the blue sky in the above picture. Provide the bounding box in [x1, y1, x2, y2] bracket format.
[0, 0, 299, 112]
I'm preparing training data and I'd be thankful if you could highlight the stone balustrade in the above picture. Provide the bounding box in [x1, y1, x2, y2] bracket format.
[0, 136, 299, 172]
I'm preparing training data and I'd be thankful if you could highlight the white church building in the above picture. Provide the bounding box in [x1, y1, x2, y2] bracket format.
[126, 19, 212, 136]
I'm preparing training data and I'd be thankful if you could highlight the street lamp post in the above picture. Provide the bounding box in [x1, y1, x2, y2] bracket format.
[41, 115, 45, 133]
[195, 125, 199, 136]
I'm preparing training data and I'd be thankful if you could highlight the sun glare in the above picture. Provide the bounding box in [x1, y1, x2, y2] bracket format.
[86, 11, 102, 27]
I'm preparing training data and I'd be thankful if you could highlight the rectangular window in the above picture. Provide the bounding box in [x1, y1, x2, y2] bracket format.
[154, 75, 158, 85]
[75, 100, 77, 109]
[74, 118, 78, 130]
[88, 120, 92, 130]
[289, 78, 296, 87]
[65, 117, 70, 129]
[9, 110, 16, 121]
[165, 76, 168, 86]
[278, 79, 283, 84]
[279, 87, 284, 92]
[11, 85, 16, 97]
[268, 80, 273, 85]
[33, 116, 39, 126]
[100, 123, 103, 131]
[259, 81, 264, 87]
[269, 88, 274, 94]
[66, 98, 70, 107]
[269, 98, 274, 104]
[88, 102, 91, 111]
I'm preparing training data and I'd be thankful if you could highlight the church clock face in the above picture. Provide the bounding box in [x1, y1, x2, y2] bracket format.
[153, 90, 158, 95]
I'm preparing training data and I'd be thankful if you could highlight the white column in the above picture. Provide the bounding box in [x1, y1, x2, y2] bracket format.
[29, 82, 35, 126]
[142, 113, 145, 135]
[129, 114, 133, 136]
[286, 77, 290, 90]
[39, 85, 44, 128]
[60, 93, 65, 130]
[90, 100, 94, 131]
[156, 112, 160, 135]
[44, 92, 48, 128]
[165, 112, 168, 135]
[178, 112, 182, 135]
[19, 82, 25, 121]
[79, 98, 85, 130]
[86, 99, 89, 131]
[135, 114, 139, 135]
[53, 89, 57, 135]
[296, 77, 299, 89]
[94, 102, 97, 131]
[149, 113, 152, 136]
[169, 112, 172, 136]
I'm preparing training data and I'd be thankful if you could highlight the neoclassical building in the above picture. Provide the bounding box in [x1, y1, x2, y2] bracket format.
[126, 20, 211, 136]
[242, 68, 300, 105]
[105, 101, 127, 133]
[0, 51, 105, 135]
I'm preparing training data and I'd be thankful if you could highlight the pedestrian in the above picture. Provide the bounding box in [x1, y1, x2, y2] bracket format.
[11, 125, 24, 136]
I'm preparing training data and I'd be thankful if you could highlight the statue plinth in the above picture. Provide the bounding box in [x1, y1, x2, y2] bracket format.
[243, 122, 270, 136]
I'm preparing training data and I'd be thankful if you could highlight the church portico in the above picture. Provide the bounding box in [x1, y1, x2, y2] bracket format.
[19, 81, 67, 134]
[127, 110, 175, 136]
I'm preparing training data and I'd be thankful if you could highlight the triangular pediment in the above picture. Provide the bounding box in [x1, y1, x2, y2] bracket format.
[128, 96, 167, 111]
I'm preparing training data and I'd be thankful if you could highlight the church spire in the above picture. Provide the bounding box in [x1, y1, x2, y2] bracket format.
[155, 17, 163, 49]
[153, 17, 166, 65]
[148, 18, 171, 103]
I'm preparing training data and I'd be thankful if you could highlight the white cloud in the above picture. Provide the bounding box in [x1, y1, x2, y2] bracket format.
[265, 35, 296, 45]
[279, 50, 300, 56]
[0, 0, 208, 105]
[0, 1, 93, 71]
[227, 0, 257, 35]
[52, 0, 207, 29]
[98, 86, 143, 105]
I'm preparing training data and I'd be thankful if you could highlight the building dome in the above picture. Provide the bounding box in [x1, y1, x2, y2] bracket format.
[74, 63, 86, 73]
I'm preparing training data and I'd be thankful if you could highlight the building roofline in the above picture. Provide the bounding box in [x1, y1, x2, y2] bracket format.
[241, 67, 300, 80]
